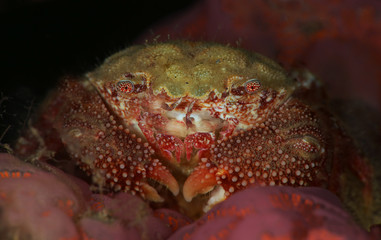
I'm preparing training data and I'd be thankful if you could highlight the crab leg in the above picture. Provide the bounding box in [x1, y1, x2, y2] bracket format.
[42, 80, 179, 202]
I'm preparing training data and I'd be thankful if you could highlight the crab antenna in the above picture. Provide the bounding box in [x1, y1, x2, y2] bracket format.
[161, 97, 183, 111]
[185, 100, 195, 128]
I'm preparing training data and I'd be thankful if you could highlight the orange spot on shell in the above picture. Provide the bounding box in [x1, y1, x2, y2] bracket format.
[167, 216, 180, 231]
[0, 171, 9, 178]
[183, 233, 192, 240]
[23, 172, 32, 178]
[0, 170, 32, 179]
[91, 200, 105, 211]
[260, 233, 292, 240]
[291, 193, 301, 207]
[11, 171, 21, 178]
[154, 211, 191, 232]
[41, 210, 51, 217]
[0, 191, 7, 200]
[57, 199, 75, 217]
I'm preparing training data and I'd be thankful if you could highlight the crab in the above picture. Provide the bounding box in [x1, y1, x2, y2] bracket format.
[14, 41, 371, 219]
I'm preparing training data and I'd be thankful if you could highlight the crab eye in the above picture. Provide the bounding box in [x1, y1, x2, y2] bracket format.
[245, 79, 261, 94]
[116, 80, 134, 93]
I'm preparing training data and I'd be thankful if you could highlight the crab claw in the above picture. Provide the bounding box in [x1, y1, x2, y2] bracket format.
[182, 159, 218, 202]
[141, 182, 165, 202]
[147, 159, 180, 196]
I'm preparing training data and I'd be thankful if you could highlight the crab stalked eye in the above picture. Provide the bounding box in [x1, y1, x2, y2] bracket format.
[245, 79, 261, 94]
[116, 80, 134, 93]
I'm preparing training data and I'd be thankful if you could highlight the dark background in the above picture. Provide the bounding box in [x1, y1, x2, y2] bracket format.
[0, 0, 196, 146]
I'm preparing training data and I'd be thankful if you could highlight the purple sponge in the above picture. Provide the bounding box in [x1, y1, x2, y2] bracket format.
[0, 153, 87, 239]
[81, 193, 173, 240]
[170, 186, 372, 240]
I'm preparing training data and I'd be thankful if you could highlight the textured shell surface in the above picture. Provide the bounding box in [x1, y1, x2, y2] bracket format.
[87, 41, 294, 98]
